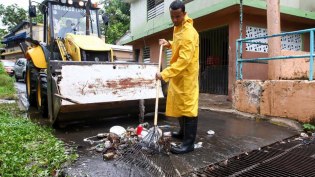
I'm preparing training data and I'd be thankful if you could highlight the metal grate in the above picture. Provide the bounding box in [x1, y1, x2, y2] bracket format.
[143, 46, 151, 63]
[199, 26, 229, 95]
[115, 144, 180, 177]
[188, 137, 315, 177]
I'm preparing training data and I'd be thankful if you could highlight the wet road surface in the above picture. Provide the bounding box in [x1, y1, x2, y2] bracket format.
[56, 111, 297, 176]
[15, 82, 298, 176]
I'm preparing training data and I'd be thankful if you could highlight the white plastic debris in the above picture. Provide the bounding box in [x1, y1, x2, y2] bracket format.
[141, 130, 148, 137]
[109, 126, 126, 137]
[207, 130, 215, 135]
[300, 132, 309, 138]
[163, 131, 171, 137]
[170, 142, 177, 146]
[83, 138, 94, 145]
[96, 147, 104, 153]
[104, 141, 111, 148]
[294, 137, 303, 141]
[194, 142, 203, 149]
[142, 127, 162, 144]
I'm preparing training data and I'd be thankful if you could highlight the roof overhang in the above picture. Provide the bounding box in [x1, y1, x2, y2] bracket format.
[1, 32, 27, 44]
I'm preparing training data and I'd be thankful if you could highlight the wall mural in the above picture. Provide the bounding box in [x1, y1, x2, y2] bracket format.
[245, 26, 302, 53]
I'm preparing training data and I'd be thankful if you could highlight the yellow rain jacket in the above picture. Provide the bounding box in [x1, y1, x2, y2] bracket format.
[161, 15, 199, 118]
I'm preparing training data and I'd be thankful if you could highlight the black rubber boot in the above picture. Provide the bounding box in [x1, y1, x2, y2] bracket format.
[172, 117, 184, 139]
[170, 117, 198, 154]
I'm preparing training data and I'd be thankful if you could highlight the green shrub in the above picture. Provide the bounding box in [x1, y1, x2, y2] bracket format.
[303, 123, 315, 132]
[0, 73, 14, 87]
[0, 104, 78, 176]
[0, 62, 5, 75]
[0, 63, 16, 99]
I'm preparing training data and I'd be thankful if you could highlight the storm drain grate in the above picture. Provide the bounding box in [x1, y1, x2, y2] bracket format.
[114, 146, 180, 177]
[188, 137, 315, 177]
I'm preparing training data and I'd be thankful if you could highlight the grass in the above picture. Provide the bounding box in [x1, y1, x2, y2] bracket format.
[303, 123, 315, 132]
[0, 103, 78, 176]
[0, 63, 78, 176]
[0, 62, 16, 100]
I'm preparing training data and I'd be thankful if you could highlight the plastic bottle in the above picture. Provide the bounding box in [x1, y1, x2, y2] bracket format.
[136, 124, 143, 135]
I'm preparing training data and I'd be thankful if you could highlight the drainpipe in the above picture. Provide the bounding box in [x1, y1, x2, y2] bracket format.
[267, 0, 281, 80]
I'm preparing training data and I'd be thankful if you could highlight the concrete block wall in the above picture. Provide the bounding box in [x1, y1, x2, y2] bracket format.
[234, 80, 263, 114]
[233, 80, 315, 122]
[271, 50, 315, 80]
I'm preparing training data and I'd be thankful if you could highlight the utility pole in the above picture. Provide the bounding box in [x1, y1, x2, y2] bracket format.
[267, 0, 281, 79]
[29, 0, 33, 39]
[86, 0, 91, 35]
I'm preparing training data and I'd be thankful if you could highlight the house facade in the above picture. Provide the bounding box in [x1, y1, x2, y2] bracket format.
[1, 21, 43, 60]
[122, 0, 315, 98]
[108, 44, 134, 61]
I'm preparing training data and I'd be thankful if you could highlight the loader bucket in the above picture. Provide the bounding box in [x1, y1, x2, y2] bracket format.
[49, 61, 165, 124]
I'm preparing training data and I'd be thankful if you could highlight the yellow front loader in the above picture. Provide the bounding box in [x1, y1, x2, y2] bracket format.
[20, 0, 165, 126]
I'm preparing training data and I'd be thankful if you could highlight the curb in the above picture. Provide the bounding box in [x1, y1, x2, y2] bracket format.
[200, 107, 303, 132]
[16, 93, 29, 111]
[0, 99, 16, 104]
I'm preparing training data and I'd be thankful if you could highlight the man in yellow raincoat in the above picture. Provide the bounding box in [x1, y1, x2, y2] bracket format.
[156, 0, 199, 154]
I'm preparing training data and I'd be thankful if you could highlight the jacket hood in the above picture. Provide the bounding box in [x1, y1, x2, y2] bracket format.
[183, 14, 193, 26]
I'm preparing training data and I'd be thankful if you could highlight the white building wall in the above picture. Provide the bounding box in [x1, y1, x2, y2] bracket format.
[130, 0, 147, 34]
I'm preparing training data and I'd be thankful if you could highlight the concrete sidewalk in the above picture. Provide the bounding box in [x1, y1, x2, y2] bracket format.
[199, 93, 302, 132]
[199, 93, 232, 110]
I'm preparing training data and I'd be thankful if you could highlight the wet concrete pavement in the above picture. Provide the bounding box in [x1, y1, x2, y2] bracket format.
[14, 82, 298, 176]
[15, 82, 25, 92]
[57, 110, 297, 176]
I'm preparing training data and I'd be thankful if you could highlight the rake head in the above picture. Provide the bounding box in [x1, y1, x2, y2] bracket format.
[141, 126, 163, 151]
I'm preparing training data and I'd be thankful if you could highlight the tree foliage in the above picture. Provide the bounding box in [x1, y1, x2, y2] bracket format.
[0, 4, 27, 31]
[0, 4, 43, 31]
[0, 29, 8, 48]
[0, 4, 44, 48]
[100, 0, 130, 44]
[32, 5, 44, 24]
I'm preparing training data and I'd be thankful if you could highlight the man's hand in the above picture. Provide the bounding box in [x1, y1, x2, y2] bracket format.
[156, 72, 162, 80]
[159, 39, 170, 48]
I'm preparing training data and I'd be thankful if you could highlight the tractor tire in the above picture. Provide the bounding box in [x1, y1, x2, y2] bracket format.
[15, 74, 19, 82]
[22, 72, 26, 83]
[36, 73, 48, 118]
[26, 60, 38, 106]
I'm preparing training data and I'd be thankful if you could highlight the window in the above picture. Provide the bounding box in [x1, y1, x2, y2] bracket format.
[143, 46, 151, 63]
[147, 0, 164, 21]
[52, 5, 99, 38]
[245, 26, 302, 52]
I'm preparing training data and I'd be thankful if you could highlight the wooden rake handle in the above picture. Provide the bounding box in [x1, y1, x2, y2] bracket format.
[154, 45, 163, 126]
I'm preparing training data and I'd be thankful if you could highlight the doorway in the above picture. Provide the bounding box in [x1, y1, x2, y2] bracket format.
[199, 26, 229, 95]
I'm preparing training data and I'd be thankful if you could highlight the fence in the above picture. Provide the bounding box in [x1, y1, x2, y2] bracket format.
[236, 28, 314, 81]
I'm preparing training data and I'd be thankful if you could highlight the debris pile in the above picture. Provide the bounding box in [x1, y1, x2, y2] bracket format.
[84, 123, 206, 161]
[294, 132, 315, 145]
[83, 123, 172, 160]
